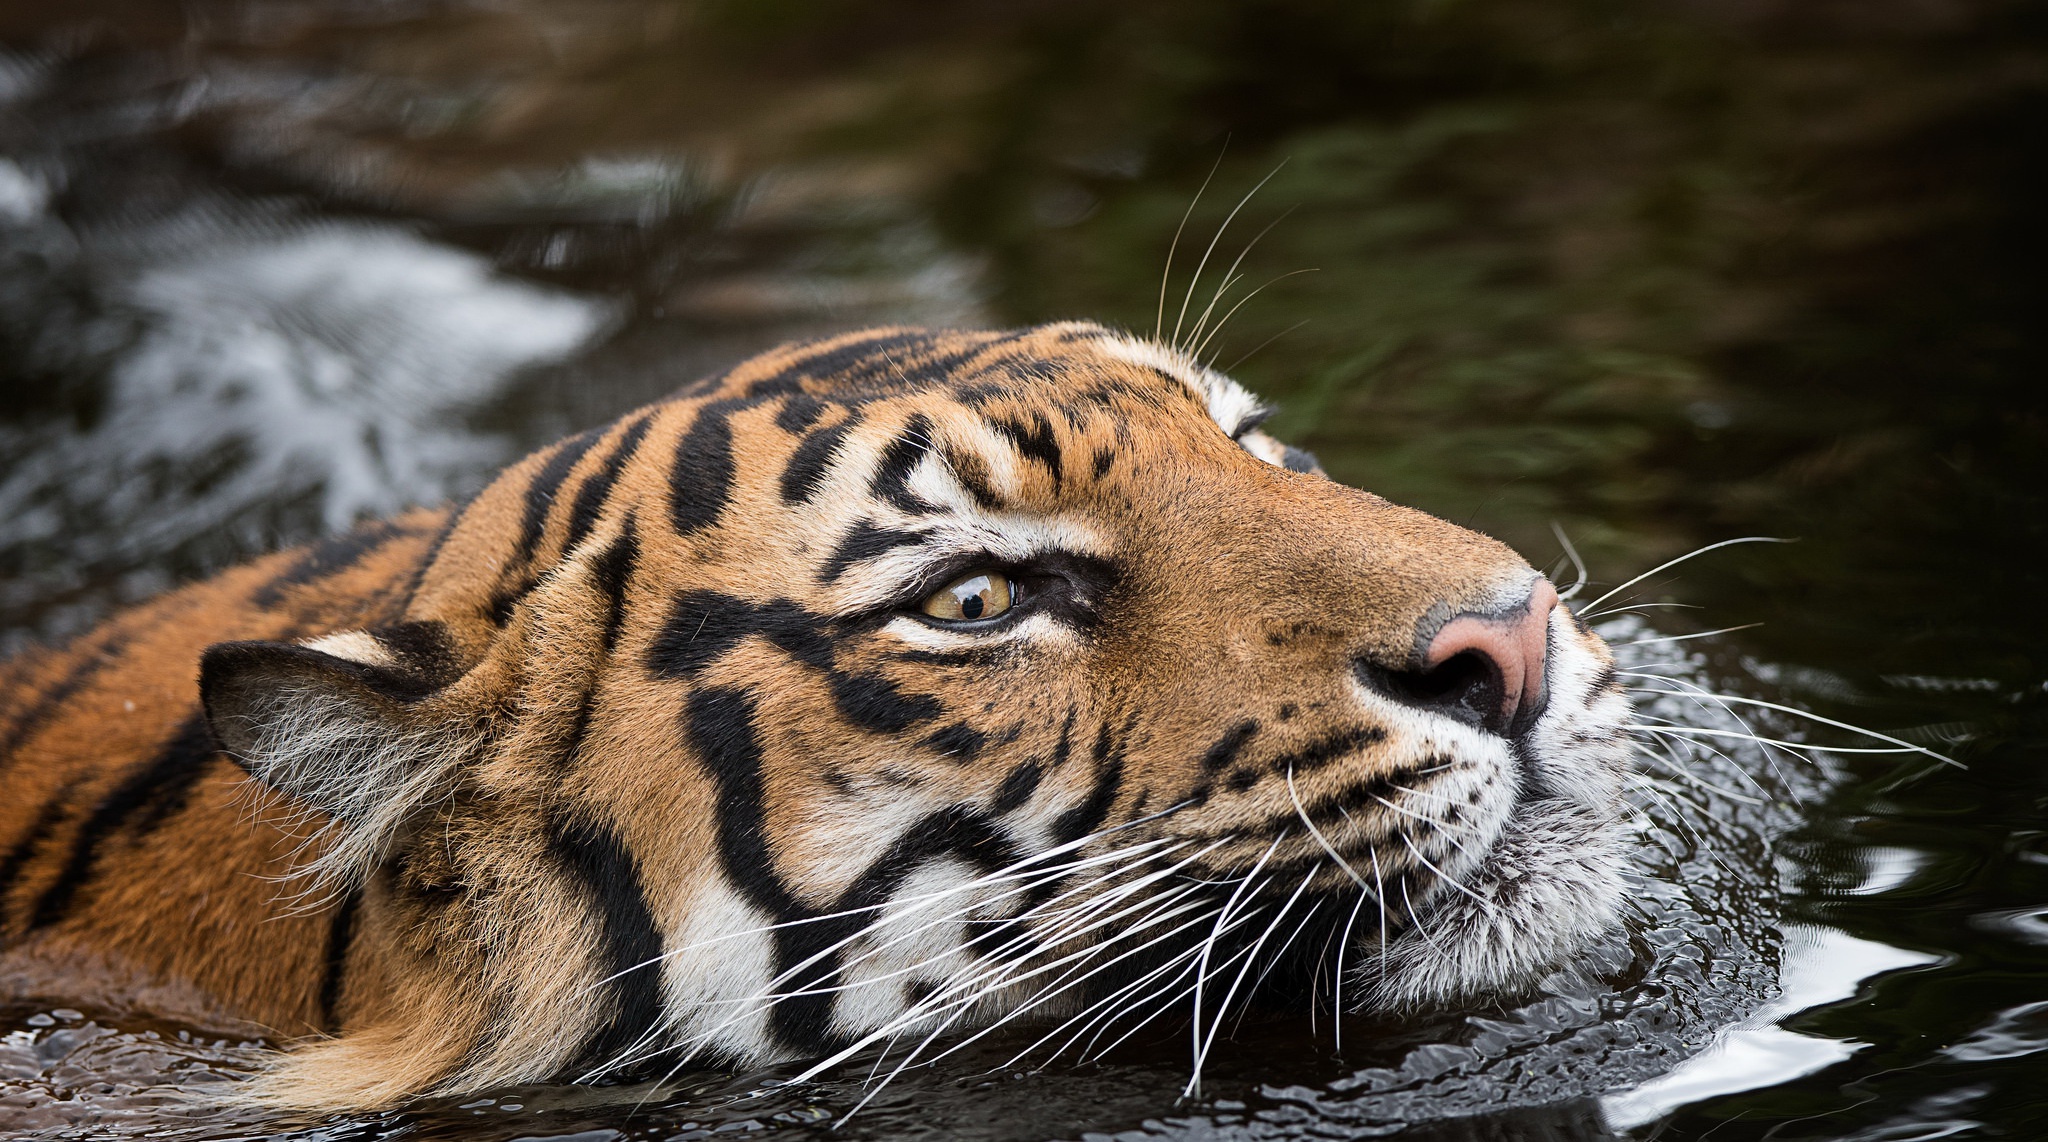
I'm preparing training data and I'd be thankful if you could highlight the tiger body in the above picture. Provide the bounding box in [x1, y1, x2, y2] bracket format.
[0, 324, 1631, 1109]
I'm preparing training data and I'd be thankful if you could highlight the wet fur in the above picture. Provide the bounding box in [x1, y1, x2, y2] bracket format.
[0, 323, 1630, 1109]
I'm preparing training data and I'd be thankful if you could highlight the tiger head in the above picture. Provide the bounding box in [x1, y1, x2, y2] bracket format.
[199, 323, 1631, 1106]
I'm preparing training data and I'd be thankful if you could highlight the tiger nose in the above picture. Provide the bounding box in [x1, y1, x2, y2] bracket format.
[1380, 579, 1558, 736]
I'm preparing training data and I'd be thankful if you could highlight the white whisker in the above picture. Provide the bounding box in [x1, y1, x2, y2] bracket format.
[1579, 537, 1791, 617]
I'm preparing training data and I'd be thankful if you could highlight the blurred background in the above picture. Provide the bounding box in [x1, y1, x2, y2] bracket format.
[2, 1, 2045, 1138]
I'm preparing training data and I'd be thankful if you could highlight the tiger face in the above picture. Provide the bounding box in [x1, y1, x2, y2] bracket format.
[198, 323, 1630, 1105]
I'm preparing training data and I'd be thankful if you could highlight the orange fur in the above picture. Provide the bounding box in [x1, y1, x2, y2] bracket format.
[0, 324, 1629, 1109]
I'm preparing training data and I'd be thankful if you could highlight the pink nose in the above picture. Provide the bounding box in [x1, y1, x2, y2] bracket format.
[1420, 578, 1559, 734]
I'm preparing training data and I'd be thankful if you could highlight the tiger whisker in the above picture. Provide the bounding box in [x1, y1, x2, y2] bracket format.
[796, 882, 1236, 1095]
[1628, 717, 1775, 799]
[1219, 317, 1310, 375]
[1549, 522, 1590, 603]
[1616, 623, 1763, 647]
[1397, 868, 1439, 951]
[1331, 880, 1374, 1041]
[1577, 537, 1791, 617]
[590, 796, 1208, 1000]
[729, 845, 1186, 1010]
[1369, 843, 1392, 987]
[1395, 830, 1499, 918]
[1010, 910, 1228, 1068]
[584, 836, 1177, 1000]
[1087, 940, 1263, 1064]
[1182, 204, 1293, 358]
[754, 835, 1224, 1063]
[1172, 161, 1287, 352]
[1622, 675, 1958, 766]
[1288, 763, 1371, 891]
[1182, 208, 1297, 357]
[1157, 149, 1226, 343]
[1191, 868, 1320, 1095]
[1627, 679, 1803, 800]
[1193, 267, 1319, 368]
[1587, 601, 1703, 618]
[1366, 790, 1484, 841]
[1236, 867, 1331, 1026]
[1624, 774, 1737, 879]
[899, 891, 1231, 1083]
[853, 890, 1216, 1094]
[1183, 843, 1277, 1099]
[1630, 722, 1928, 756]
[1629, 740, 1769, 805]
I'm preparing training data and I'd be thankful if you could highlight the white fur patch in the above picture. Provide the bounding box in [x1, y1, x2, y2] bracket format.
[1091, 333, 1271, 440]
[653, 882, 782, 1066]
[300, 629, 395, 667]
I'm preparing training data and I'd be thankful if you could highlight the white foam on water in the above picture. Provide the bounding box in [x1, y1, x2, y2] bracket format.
[0, 222, 614, 546]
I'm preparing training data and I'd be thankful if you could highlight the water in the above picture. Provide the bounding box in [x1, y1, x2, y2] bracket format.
[2, 1, 2043, 1138]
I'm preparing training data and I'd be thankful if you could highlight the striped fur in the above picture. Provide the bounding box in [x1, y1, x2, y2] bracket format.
[0, 323, 1631, 1109]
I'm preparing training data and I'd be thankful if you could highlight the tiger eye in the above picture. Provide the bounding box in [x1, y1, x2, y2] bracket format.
[921, 572, 1013, 623]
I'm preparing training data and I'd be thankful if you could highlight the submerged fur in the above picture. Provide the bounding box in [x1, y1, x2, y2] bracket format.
[0, 323, 1630, 1108]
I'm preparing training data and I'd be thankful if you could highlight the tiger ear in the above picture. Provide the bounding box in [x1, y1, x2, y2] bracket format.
[200, 624, 474, 878]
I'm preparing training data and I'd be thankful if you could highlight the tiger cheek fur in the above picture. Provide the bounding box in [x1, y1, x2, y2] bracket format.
[0, 323, 1631, 1110]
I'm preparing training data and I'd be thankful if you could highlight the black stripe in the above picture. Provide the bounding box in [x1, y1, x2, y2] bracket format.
[943, 447, 1006, 511]
[1267, 726, 1387, 775]
[923, 722, 987, 762]
[400, 495, 474, 609]
[852, 336, 1009, 393]
[829, 671, 941, 734]
[780, 414, 860, 504]
[1201, 720, 1260, 773]
[782, 330, 937, 389]
[1051, 716, 1125, 845]
[820, 522, 928, 584]
[1048, 707, 1077, 768]
[318, 889, 362, 1031]
[592, 516, 641, 655]
[250, 519, 406, 610]
[368, 620, 461, 688]
[547, 813, 667, 1070]
[775, 393, 828, 435]
[991, 761, 1042, 814]
[28, 713, 221, 929]
[668, 374, 809, 537]
[648, 592, 836, 680]
[869, 413, 936, 514]
[565, 414, 654, 555]
[0, 779, 81, 933]
[686, 687, 802, 919]
[989, 412, 1063, 490]
[516, 429, 605, 567]
[683, 682, 1032, 1052]
[773, 804, 1019, 1050]
[0, 632, 133, 773]
[670, 400, 739, 535]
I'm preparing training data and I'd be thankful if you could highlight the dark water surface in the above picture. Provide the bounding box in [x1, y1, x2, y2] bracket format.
[2, 1, 2044, 1138]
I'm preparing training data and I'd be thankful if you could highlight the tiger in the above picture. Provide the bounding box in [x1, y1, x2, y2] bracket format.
[0, 322, 1631, 1111]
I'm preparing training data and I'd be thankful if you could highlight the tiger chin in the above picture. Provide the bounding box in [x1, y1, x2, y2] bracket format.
[0, 322, 1631, 1112]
